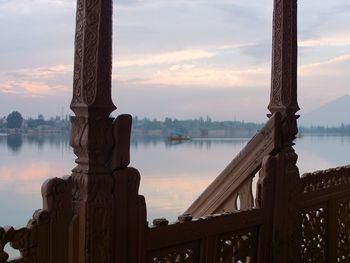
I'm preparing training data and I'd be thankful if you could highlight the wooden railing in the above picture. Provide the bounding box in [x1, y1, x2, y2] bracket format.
[147, 209, 263, 262]
[0, 111, 284, 263]
[299, 166, 350, 262]
[145, 150, 277, 263]
[4, 143, 350, 263]
[185, 112, 282, 217]
[143, 123, 309, 263]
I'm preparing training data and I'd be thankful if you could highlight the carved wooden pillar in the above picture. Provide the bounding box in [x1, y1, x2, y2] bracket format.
[70, 0, 116, 262]
[268, 0, 302, 262]
[269, 0, 299, 117]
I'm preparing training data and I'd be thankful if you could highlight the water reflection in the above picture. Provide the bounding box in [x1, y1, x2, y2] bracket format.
[1, 134, 350, 225]
[7, 134, 23, 153]
[132, 136, 249, 150]
[0, 133, 71, 153]
[295, 135, 350, 174]
[0, 134, 73, 226]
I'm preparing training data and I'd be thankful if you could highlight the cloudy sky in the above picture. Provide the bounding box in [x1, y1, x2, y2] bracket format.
[0, 0, 349, 122]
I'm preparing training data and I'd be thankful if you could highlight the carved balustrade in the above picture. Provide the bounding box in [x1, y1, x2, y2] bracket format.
[146, 153, 277, 263]
[299, 166, 350, 262]
[185, 113, 282, 217]
[147, 210, 261, 263]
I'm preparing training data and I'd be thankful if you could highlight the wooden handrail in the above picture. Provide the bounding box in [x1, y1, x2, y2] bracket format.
[185, 113, 282, 217]
[146, 209, 263, 263]
[147, 209, 263, 251]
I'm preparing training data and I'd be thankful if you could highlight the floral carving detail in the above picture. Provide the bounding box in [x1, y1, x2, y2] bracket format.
[270, 0, 283, 107]
[269, 0, 298, 114]
[301, 166, 350, 193]
[301, 208, 326, 263]
[71, 0, 115, 115]
[337, 199, 350, 262]
[96, 0, 113, 107]
[72, 0, 84, 105]
[217, 228, 257, 263]
[151, 249, 195, 263]
[149, 243, 198, 263]
[82, 0, 99, 105]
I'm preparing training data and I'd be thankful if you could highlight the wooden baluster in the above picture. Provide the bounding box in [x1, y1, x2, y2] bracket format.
[70, 0, 116, 262]
[237, 177, 254, 210]
[42, 177, 72, 263]
[256, 155, 276, 263]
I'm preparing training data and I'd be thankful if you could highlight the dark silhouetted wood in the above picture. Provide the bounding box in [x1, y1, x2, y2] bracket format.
[0, 209, 50, 263]
[110, 114, 132, 171]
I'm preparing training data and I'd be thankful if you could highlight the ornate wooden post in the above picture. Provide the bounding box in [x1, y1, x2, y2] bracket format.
[269, 0, 299, 117]
[70, 0, 116, 262]
[268, 0, 303, 262]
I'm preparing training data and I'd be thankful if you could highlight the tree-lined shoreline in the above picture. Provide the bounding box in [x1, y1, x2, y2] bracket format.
[1, 111, 350, 137]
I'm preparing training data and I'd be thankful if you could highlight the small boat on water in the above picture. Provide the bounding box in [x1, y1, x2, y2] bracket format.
[168, 132, 191, 141]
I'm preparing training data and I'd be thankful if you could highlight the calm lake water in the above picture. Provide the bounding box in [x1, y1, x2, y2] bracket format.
[1, 133, 350, 227]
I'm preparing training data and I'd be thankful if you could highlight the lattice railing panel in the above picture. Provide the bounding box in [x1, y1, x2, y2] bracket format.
[300, 167, 350, 262]
[146, 208, 264, 263]
[148, 242, 199, 263]
[217, 227, 258, 263]
[301, 166, 350, 193]
[301, 207, 327, 263]
[337, 198, 350, 262]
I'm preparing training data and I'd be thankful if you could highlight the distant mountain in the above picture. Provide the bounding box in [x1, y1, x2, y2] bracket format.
[299, 95, 350, 127]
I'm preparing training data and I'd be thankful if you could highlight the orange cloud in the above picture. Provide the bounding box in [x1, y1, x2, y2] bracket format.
[0, 80, 50, 95]
[299, 55, 350, 76]
[15, 64, 72, 80]
[0, 81, 15, 93]
[115, 49, 215, 67]
[0, 64, 72, 96]
[131, 67, 270, 88]
[299, 35, 350, 48]
[20, 81, 51, 94]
